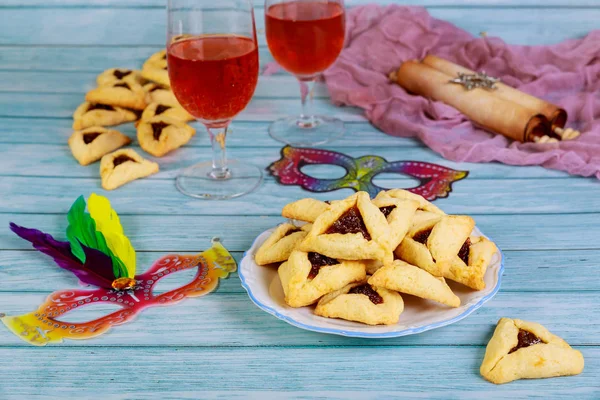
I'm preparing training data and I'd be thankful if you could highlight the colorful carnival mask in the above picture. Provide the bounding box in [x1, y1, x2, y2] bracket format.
[1, 194, 236, 346]
[268, 146, 468, 200]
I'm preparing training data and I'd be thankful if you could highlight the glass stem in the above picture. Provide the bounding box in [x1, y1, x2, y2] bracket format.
[206, 124, 230, 180]
[298, 78, 316, 128]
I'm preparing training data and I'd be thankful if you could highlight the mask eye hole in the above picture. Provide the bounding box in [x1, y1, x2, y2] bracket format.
[300, 164, 347, 179]
[372, 172, 420, 190]
[152, 266, 198, 294]
[54, 302, 124, 324]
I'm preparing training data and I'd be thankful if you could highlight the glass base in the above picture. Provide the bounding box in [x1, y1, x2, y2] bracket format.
[175, 159, 263, 200]
[269, 115, 345, 147]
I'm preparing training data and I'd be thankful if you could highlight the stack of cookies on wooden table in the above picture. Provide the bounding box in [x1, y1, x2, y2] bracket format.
[254, 189, 498, 326]
[68, 50, 196, 190]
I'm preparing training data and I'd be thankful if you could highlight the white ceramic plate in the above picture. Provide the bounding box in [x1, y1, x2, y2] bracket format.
[240, 226, 503, 338]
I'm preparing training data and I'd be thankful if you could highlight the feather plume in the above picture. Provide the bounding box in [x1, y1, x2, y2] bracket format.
[9, 223, 116, 288]
[65, 195, 128, 279]
[87, 194, 136, 278]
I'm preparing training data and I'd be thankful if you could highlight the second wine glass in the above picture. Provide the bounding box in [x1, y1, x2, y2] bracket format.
[265, 0, 346, 147]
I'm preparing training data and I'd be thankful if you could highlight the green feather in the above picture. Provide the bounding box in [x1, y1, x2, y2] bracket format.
[65, 195, 129, 279]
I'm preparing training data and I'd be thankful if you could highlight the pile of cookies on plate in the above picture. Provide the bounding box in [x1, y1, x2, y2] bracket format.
[68, 50, 196, 190]
[254, 189, 498, 326]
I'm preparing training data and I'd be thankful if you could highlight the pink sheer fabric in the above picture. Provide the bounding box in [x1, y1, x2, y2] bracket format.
[320, 5, 600, 178]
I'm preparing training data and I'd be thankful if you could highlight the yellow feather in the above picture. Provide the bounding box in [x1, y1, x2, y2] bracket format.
[87, 193, 136, 278]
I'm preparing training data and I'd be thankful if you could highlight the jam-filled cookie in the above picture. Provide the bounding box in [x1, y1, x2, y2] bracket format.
[315, 279, 404, 325]
[299, 192, 392, 265]
[375, 189, 446, 215]
[143, 50, 167, 70]
[141, 64, 170, 88]
[136, 116, 195, 157]
[278, 250, 366, 308]
[138, 102, 194, 124]
[395, 215, 497, 290]
[68, 126, 131, 166]
[100, 149, 159, 190]
[85, 81, 147, 110]
[143, 83, 180, 107]
[480, 318, 584, 384]
[96, 68, 143, 87]
[371, 196, 419, 251]
[368, 260, 460, 307]
[254, 223, 310, 266]
[72, 101, 138, 130]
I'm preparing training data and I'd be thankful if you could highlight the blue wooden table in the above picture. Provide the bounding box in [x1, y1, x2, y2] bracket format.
[0, 1, 598, 398]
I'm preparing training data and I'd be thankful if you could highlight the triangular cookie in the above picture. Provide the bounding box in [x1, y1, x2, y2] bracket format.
[72, 101, 138, 130]
[371, 196, 419, 251]
[282, 198, 330, 223]
[396, 215, 496, 290]
[96, 68, 143, 87]
[68, 126, 131, 166]
[375, 189, 446, 215]
[368, 260, 460, 307]
[138, 102, 193, 124]
[86, 81, 148, 110]
[480, 318, 584, 384]
[254, 223, 310, 266]
[314, 279, 404, 325]
[144, 83, 180, 107]
[299, 192, 392, 264]
[143, 50, 167, 70]
[278, 250, 366, 308]
[141, 64, 170, 88]
[100, 149, 159, 190]
[136, 116, 195, 157]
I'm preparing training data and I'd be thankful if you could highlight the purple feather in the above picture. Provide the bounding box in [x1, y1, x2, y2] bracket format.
[9, 222, 117, 289]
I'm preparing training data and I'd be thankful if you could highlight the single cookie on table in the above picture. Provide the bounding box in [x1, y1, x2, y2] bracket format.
[85, 81, 147, 110]
[278, 250, 366, 308]
[368, 259, 460, 308]
[299, 192, 393, 265]
[143, 83, 180, 107]
[100, 148, 159, 190]
[254, 223, 310, 266]
[395, 215, 497, 290]
[96, 68, 143, 87]
[137, 115, 195, 157]
[314, 279, 404, 325]
[68, 126, 131, 166]
[72, 101, 138, 130]
[480, 318, 584, 384]
[138, 102, 194, 124]
[143, 50, 167, 70]
[141, 65, 170, 88]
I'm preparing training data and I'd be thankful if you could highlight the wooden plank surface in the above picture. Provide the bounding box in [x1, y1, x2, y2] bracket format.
[3, 213, 600, 254]
[0, 348, 597, 399]
[1, 249, 597, 293]
[0, 0, 598, 398]
[0, 7, 597, 46]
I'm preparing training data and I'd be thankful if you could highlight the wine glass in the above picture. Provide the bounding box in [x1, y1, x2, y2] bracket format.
[167, 0, 262, 199]
[265, 0, 346, 146]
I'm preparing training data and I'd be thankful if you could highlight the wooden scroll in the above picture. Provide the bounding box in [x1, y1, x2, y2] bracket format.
[389, 61, 550, 143]
[422, 55, 568, 131]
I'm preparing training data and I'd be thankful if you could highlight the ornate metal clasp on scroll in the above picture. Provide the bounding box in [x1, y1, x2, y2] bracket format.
[449, 72, 500, 91]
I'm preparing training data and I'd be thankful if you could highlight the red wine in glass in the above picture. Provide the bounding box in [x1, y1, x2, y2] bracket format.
[266, 1, 345, 77]
[265, 0, 346, 147]
[168, 36, 259, 126]
[167, 0, 262, 199]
